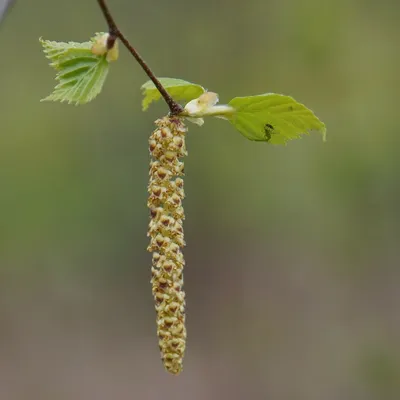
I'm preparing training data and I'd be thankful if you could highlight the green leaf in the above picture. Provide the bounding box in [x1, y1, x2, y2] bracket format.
[141, 78, 205, 111]
[40, 35, 111, 105]
[228, 94, 326, 144]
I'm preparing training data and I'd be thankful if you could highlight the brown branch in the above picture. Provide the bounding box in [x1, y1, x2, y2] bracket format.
[96, 0, 183, 115]
[0, 0, 16, 27]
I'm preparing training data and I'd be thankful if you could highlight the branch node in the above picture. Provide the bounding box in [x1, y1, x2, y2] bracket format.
[106, 33, 117, 50]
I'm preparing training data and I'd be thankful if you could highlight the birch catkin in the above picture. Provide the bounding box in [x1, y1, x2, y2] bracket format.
[147, 116, 187, 375]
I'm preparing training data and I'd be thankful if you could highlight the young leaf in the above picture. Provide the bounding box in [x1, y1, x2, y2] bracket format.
[228, 94, 326, 144]
[141, 78, 205, 111]
[40, 34, 114, 105]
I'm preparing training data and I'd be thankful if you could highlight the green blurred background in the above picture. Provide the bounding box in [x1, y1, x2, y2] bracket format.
[1, 0, 399, 399]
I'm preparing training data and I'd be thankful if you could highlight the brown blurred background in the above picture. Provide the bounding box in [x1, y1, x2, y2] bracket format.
[1, 0, 399, 399]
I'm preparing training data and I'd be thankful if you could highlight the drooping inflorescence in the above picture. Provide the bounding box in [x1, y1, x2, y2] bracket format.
[147, 116, 188, 375]
[40, 17, 326, 373]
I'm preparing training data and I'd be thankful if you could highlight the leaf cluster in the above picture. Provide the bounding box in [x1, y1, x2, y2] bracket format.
[41, 37, 326, 143]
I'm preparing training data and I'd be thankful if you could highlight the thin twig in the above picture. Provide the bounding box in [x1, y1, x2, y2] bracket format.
[96, 0, 183, 115]
[0, 0, 16, 26]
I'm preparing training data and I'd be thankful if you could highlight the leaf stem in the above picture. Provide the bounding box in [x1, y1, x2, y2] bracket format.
[96, 0, 183, 115]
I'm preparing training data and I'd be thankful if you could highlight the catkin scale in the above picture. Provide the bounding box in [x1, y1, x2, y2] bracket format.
[147, 116, 188, 375]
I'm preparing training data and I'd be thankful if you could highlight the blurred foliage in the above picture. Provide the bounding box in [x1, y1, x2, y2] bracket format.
[358, 344, 400, 397]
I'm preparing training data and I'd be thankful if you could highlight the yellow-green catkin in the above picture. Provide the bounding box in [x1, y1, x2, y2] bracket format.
[147, 116, 187, 375]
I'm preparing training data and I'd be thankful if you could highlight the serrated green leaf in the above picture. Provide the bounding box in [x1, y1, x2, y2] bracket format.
[40, 35, 110, 105]
[141, 78, 205, 111]
[228, 94, 326, 144]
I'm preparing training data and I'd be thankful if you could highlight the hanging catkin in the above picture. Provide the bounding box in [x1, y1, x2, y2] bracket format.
[147, 116, 187, 375]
